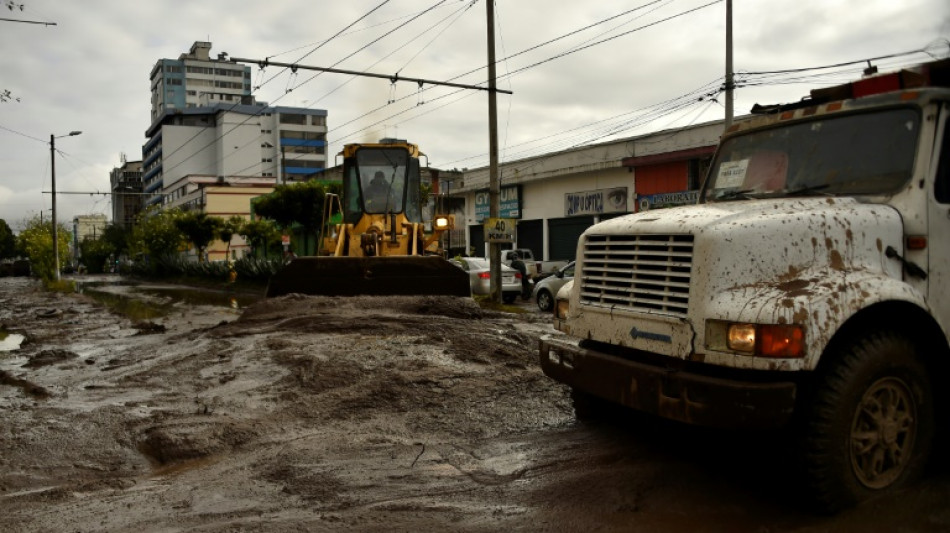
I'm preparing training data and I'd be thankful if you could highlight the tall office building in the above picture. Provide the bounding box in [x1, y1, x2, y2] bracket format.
[142, 41, 329, 209]
[149, 41, 252, 122]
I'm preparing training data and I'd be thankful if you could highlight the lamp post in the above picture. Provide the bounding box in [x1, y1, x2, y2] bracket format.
[50, 130, 82, 281]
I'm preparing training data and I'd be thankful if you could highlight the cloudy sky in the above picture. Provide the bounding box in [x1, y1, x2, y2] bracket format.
[1, 0, 948, 230]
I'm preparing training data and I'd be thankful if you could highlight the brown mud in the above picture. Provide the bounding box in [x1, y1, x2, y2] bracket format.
[0, 277, 947, 532]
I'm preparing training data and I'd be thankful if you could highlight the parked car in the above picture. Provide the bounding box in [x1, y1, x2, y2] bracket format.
[532, 260, 574, 312]
[449, 257, 523, 304]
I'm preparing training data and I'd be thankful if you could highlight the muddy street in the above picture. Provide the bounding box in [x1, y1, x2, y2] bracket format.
[0, 276, 947, 532]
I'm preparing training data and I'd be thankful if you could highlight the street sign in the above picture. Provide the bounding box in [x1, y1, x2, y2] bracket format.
[484, 218, 515, 243]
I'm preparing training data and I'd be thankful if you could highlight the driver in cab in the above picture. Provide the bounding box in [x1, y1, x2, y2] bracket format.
[365, 171, 393, 211]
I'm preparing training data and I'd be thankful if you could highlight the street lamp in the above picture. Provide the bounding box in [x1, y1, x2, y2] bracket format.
[50, 130, 82, 281]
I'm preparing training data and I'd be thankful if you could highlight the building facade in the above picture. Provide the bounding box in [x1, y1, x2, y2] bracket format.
[142, 103, 328, 208]
[71, 213, 108, 264]
[110, 158, 143, 229]
[149, 41, 252, 122]
[450, 119, 726, 268]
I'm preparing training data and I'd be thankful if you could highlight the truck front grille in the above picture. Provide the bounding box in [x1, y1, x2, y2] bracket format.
[580, 234, 693, 316]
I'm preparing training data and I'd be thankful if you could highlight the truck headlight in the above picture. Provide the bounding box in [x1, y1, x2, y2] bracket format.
[708, 320, 805, 358]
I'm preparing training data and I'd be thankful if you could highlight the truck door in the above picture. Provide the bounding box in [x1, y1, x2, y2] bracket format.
[929, 104, 950, 330]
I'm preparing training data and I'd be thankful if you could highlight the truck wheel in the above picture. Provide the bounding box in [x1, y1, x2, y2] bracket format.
[536, 289, 553, 312]
[801, 331, 934, 513]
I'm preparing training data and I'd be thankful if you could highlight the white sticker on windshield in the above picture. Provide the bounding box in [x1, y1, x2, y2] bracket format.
[717, 159, 749, 188]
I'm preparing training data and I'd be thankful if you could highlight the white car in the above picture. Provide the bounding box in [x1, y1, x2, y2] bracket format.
[448, 257, 524, 304]
[532, 261, 574, 312]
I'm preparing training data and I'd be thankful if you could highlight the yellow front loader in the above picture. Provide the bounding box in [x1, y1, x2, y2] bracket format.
[265, 139, 470, 298]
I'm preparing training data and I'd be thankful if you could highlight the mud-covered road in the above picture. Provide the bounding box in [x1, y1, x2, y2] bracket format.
[1, 276, 948, 532]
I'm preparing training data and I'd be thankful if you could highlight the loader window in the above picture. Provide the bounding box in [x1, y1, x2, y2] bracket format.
[356, 148, 409, 215]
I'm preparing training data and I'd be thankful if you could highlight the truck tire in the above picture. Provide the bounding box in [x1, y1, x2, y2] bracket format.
[801, 331, 934, 513]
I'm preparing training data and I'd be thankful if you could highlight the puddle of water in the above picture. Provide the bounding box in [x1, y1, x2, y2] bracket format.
[0, 329, 25, 352]
[137, 286, 260, 309]
[75, 279, 262, 321]
[80, 288, 173, 321]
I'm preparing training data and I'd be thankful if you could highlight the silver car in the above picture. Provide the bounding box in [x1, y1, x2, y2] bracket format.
[533, 261, 574, 312]
[449, 257, 523, 304]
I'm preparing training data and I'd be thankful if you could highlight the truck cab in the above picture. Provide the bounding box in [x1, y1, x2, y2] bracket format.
[540, 59, 950, 512]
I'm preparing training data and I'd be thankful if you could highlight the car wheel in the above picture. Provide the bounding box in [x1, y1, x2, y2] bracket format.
[800, 330, 934, 513]
[502, 293, 517, 304]
[536, 289, 553, 312]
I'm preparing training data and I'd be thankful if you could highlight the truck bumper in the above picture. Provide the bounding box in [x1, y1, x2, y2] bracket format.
[539, 335, 797, 429]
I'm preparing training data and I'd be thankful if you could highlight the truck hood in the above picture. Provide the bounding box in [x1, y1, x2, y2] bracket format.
[588, 196, 904, 293]
[592, 197, 897, 238]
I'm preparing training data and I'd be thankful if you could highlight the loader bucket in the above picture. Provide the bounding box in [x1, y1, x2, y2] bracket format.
[265, 255, 472, 298]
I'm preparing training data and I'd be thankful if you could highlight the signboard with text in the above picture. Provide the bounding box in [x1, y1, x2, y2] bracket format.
[475, 185, 521, 222]
[637, 190, 700, 211]
[484, 218, 516, 243]
[564, 187, 628, 217]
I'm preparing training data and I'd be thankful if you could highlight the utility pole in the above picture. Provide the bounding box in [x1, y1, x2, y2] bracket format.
[487, 0, 501, 303]
[724, 0, 734, 130]
[49, 131, 82, 282]
[50, 134, 60, 282]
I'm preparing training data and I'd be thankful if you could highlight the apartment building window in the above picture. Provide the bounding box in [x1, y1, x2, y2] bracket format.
[310, 115, 326, 126]
[165, 65, 182, 73]
[280, 130, 325, 141]
[167, 78, 182, 86]
[279, 113, 307, 125]
[283, 145, 325, 155]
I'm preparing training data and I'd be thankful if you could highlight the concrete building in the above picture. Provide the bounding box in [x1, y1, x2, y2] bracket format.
[449, 119, 726, 267]
[71, 213, 108, 264]
[110, 158, 143, 229]
[149, 41, 252, 122]
[142, 102, 328, 208]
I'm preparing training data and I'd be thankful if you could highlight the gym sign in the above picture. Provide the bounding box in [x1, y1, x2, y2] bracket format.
[475, 185, 521, 222]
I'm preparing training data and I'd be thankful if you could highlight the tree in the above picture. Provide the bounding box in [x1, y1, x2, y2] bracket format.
[100, 223, 131, 259]
[217, 215, 245, 262]
[78, 238, 114, 274]
[253, 181, 333, 246]
[0, 218, 15, 259]
[175, 211, 221, 262]
[16, 216, 71, 280]
[128, 208, 185, 263]
[240, 218, 280, 258]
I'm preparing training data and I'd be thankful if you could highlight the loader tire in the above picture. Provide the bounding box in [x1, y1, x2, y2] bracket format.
[800, 330, 934, 513]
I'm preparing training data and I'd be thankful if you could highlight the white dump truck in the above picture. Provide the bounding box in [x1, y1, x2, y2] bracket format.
[540, 58, 950, 512]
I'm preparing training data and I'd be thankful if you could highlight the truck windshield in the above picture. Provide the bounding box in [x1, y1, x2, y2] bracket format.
[703, 107, 920, 202]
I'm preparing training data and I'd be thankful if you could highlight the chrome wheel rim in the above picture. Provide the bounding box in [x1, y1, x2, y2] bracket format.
[850, 376, 916, 489]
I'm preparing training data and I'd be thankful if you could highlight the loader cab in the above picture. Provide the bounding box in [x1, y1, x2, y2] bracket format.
[342, 141, 423, 224]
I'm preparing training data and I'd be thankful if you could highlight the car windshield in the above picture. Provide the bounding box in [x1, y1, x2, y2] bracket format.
[703, 107, 920, 202]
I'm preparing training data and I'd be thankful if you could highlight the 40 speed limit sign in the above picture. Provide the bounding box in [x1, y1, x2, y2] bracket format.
[484, 218, 516, 243]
